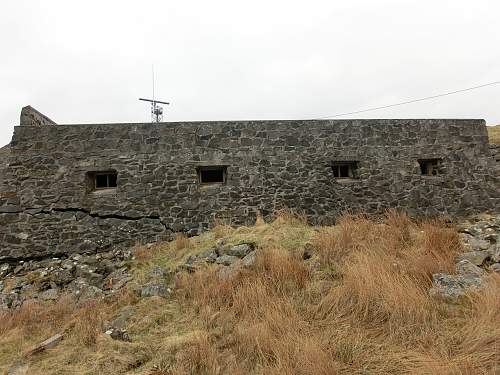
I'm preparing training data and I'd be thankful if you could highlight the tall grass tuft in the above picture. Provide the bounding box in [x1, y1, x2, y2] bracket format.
[212, 218, 233, 239]
[175, 233, 191, 251]
[273, 208, 308, 226]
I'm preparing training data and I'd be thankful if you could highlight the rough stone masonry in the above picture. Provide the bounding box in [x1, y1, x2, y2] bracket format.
[0, 106, 499, 260]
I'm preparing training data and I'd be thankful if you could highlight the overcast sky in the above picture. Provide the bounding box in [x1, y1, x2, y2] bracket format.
[1, 0, 499, 146]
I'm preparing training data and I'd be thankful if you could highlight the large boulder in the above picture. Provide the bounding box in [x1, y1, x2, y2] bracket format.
[215, 255, 239, 266]
[456, 251, 491, 266]
[140, 283, 171, 298]
[489, 263, 500, 273]
[105, 328, 132, 342]
[455, 260, 486, 277]
[492, 235, 500, 262]
[37, 288, 59, 301]
[0, 264, 10, 278]
[429, 273, 483, 303]
[241, 251, 256, 267]
[225, 243, 255, 258]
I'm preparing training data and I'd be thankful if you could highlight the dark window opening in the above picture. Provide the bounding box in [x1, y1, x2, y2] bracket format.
[332, 162, 358, 179]
[198, 166, 226, 185]
[88, 171, 118, 190]
[418, 159, 442, 176]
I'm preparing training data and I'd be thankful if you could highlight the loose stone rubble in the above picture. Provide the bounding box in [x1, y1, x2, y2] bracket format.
[429, 214, 500, 303]
[0, 249, 133, 309]
[105, 328, 132, 342]
[0, 240, 257, 310]
[177, 240, 257, 276]
[1, 215, 498, 309]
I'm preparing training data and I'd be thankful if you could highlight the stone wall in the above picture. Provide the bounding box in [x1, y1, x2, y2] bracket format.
[489, 144, 500, 182]
[1, 119, 499, 260]
[490, 144, 500, 163]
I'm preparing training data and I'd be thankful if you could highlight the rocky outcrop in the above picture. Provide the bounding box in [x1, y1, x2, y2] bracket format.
[0, 235, 259, 310]
[178, 240, 257, 277]
[0, 249, 133, 309]
[430, 215, 500, 302]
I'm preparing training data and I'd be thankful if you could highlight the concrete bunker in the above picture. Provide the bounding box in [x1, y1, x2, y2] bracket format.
[0, 106, 498, 260]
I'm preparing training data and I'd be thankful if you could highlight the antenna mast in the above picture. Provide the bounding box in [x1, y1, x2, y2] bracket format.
[139, 65, 170, 123]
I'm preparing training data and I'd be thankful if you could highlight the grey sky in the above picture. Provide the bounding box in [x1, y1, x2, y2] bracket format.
[1, 0, 499, 146]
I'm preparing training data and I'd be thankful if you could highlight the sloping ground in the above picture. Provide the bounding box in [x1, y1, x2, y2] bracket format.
[488, 125, 500, 144]
[1, 212, 499, 374]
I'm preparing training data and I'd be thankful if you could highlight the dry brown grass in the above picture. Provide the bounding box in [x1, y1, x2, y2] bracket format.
[170, 333, 221, 374]
[174, 233, 191, 251]
[0, 290, 138, 373]
[212, 219, 234, 240]
[1, 213, 499, 374]
[487, 124, 500, 144]
[68, 301, 106, 347]
[170, 212, 499, 374]
[255, 212, 266, 226]
[273, 208, 308, 226]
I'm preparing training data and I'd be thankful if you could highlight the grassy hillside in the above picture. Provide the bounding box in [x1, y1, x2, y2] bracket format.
[1, 212, 499, 374]
[488, 125, 500, 144]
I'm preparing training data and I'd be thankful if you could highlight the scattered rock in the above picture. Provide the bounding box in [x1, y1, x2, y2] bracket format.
[140, 283, 171, 298]
[489, 263, 500, 273]
[302, 243, 315, 260]
[241, 251, 256, 267]
[147, 266, 167, 279]
[492, 237, 500, 262]
[215, 255, 239, 266]
[108, 307, 135, 329]
[105, 328, 131, 342]
[0, 293, 10, 309]
[429, 273, 483, 303]
[68, 279, 104, 302]
[468, 238, 492, 251]
[456, 251, 490, 266]
[197, 248, 218, 263]
[51, 269, 74, 285]
[226, 243, 255, 258]
[0, 292, 25, 310]
[0, 263, 10, 278]
[103, 267, 132, 291]
[75, 267, 104, 286]
[37, 288, 59, 301]
[431, 215, 500, 303]
[455, 260, 486, 277]
[7, 361, 29, 375]
[176, 263, 198, 273]
[13, 265, 24, 275]
[0, 249, 133, 309]
[215, 239, 226, 254]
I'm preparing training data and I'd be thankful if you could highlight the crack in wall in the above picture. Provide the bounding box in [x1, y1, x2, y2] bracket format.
[1, 206, 173, 232]
[51, 207, 172, 232]
[0, 206, 176, 263]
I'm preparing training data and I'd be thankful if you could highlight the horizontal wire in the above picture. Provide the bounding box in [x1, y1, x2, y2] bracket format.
[312, 80, 500, 119]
